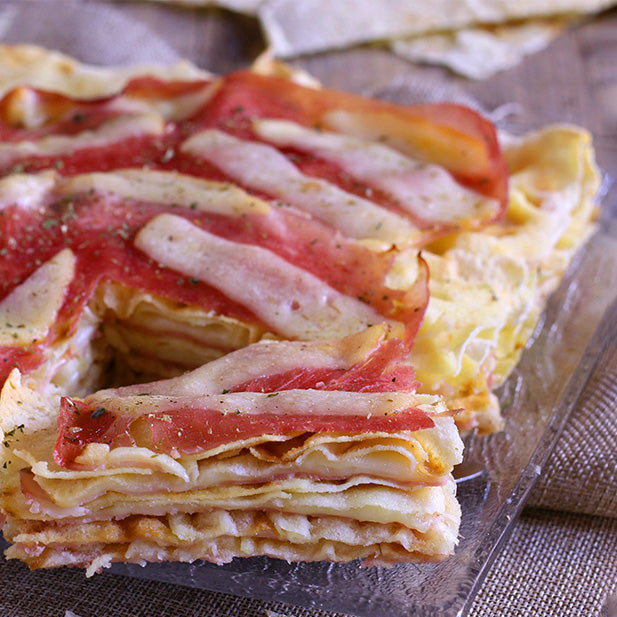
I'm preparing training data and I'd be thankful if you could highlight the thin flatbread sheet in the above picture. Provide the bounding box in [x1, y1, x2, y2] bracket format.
[258, 0, 615, 57]
[391, 18, 567, 80]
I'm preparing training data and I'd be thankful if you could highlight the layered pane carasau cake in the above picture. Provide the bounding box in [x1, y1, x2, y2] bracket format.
[0, 46, 599, 573]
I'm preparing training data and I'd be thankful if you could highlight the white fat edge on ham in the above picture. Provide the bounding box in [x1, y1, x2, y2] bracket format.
[180, 129, 416, 245]
[254, 118, 498, 226]
[91, 324, 390, 399]
[0, 171, 56, 212]
[61, 169, 271, 217]
[0, 113, 165, 167]
[85, 389, 446, 421]
[0, 248, 75, 346]
[322, 108, 490, 182]
[135, 213, 388, 340]
[106, 82, 217, 122]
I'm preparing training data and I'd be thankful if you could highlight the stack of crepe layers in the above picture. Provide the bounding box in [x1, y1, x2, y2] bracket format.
[0, 326, 463, 574]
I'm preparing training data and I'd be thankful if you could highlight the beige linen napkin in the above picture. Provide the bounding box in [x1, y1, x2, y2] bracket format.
[470, 509, 617, 617]
[528, 336, 617, 517]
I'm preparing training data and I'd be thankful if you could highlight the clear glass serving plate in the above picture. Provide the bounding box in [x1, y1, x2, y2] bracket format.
[1, 2, 616, 615]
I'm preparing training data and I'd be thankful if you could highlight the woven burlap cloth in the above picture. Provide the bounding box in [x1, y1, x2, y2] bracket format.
[0, 2, 616, 615]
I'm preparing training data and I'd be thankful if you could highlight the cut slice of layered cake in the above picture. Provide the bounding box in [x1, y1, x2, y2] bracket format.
[0, 325, 462, 574]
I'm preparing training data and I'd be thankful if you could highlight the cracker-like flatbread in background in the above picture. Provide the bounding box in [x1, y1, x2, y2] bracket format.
[123, 0, 615, 77]
[391, 18, 568, 80]
[133, 0, 263, 12]
[258, 0, 616, 57]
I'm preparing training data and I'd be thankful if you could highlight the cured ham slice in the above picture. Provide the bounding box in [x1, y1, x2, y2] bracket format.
[0, 67, 508, 248]
[193, 70, 507, 205]
[135, 213, 388, 340]
[253, 119, 499, 229]
[181, 129, 416, 244]
[0, 327, 463, 573]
